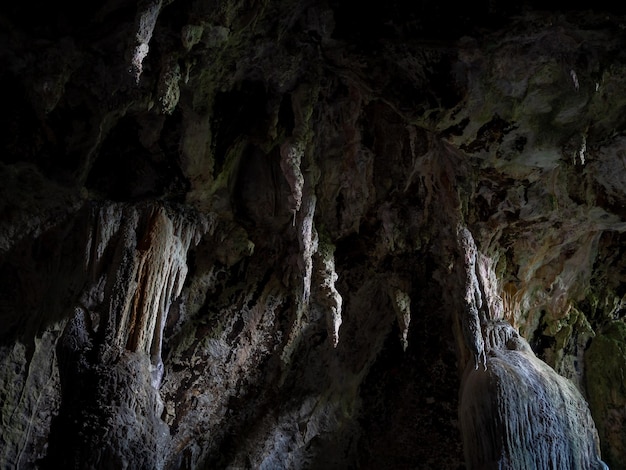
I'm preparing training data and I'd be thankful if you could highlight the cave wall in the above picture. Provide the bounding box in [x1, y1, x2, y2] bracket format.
[1, 1, 626, 469]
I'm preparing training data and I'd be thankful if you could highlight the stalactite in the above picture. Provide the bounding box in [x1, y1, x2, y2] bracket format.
[130, 0, 163, 82]
[315, 240, 343, 348]
[281, 193, 318, 368]
[121, 206, 203, 386]
[83, 203, 206, 385]
[458, 226, 487, 370]
[280, 82, 321, 365]
[38, 203, 209, 468]
[101, 206, 141, 356]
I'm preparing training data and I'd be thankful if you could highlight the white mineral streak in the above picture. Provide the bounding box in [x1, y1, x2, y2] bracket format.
[316, 241, 342, 347]
[130, 0, 163, 82]
[458, 226, 487, 370]
[460, 321, 608, 470]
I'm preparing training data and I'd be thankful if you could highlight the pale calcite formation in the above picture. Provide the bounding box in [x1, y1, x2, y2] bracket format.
[458, 226, 487, 370]
[130, 0, 163, 82]
[460, 321, 607, 470]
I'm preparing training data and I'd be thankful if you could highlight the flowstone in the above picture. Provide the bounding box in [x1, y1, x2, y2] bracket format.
[459, 321, 607, 470]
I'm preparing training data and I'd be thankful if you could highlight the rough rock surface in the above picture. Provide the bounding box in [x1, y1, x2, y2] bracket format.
[1, 1, 626, 469]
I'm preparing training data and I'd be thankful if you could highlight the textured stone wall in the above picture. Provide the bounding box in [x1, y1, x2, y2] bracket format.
[1, 1, 626, 469]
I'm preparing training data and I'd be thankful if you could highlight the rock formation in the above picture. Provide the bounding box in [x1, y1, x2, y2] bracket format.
[1, 1, 626, 468]
[460, 321, 607, 469]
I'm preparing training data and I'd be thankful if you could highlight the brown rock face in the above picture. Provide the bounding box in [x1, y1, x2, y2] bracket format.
[1, 1, 625, 469]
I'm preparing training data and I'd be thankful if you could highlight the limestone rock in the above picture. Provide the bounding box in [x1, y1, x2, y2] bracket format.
[460, 321, 607, 470]
[2, 2, 626, 469]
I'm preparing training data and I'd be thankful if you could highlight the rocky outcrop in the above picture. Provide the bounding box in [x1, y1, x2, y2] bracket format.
[1, 1, 626, 469]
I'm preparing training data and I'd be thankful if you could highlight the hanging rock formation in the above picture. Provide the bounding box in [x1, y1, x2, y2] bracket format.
[2, 1, 626, 469]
